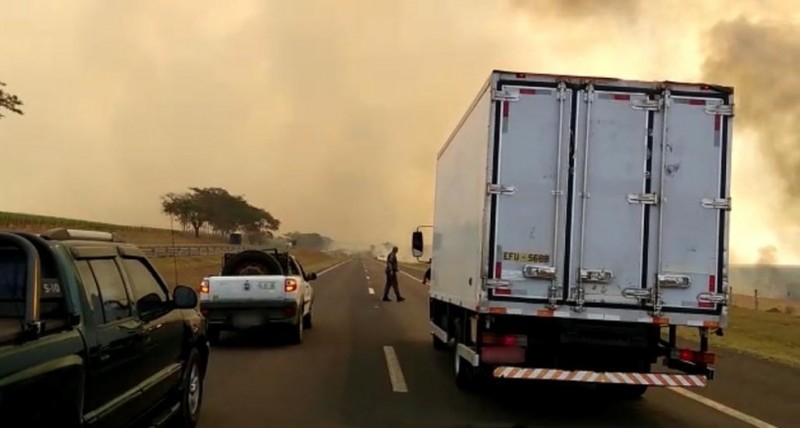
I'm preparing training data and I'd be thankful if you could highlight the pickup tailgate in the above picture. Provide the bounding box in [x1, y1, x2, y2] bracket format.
[488, 76, 732, 320]
[202, 275, 287, 302]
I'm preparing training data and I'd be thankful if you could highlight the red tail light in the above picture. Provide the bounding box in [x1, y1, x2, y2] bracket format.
[284, 278, 298, 293]
[199, 278, 209, 294]
[482, 332, 526, 346]
[674, 348, 715, 365]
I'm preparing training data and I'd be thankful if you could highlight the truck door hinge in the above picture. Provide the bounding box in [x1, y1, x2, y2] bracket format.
[657, 274, 691, 289]
[580, 268, 614, 284]
[488, 184, 516, 195]
[627, 192, 659, 205]
[523, 265, 556, 280]
[631, 98, 662, 111]
[701, 197, 731, 211]
[492, 90, 520, 102]
[705, 103, 734, 117]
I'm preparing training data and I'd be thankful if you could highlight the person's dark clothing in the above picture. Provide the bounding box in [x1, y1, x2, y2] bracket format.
[382, 251, 403, 301]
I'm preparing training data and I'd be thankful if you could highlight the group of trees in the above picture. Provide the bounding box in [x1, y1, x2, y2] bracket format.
[161, 187, 280, 239]
[0, 81, 23, 119]
[284, 232, 334, 251]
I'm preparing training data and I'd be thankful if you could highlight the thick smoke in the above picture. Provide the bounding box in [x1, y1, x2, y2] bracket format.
[0, 1, 799, 261]
[702, 17, 800, 262]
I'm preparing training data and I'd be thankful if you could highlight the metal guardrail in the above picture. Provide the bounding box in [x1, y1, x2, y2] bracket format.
[138, 244, 288, 259]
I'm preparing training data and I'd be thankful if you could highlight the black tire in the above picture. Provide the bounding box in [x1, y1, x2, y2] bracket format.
[607, 384, 648, 400]
[453, 342, 484, 392]
[303, 303, 313, 329]
[432, 334, 448, 351]
[287, 307, 304, 345]
[174, 348, 204, 428]
[207, 327, 221, 345]
[221, 250, 283, 276]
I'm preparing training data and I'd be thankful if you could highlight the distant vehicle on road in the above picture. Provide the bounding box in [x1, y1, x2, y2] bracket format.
[413, 70, 734, 397]
[200, 249, 317, 344]
[376, 254, 387, 262]
[0, 228, 209, 428]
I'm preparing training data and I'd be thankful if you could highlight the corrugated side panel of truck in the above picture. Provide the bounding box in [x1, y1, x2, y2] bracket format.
[430, 78, 494, 309]
[484, 71, 732, 328]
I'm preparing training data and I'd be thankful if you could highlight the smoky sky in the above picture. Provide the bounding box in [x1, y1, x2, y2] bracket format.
[1, 1, 799, 261]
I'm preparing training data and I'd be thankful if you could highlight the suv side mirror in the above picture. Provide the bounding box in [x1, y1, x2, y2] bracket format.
[411, 231, 424, 258]
[173, 285, 198, 309]
[305, 272, 318, 281]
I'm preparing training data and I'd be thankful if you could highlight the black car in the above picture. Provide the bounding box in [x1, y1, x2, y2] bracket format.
[0, 228, 210, 428]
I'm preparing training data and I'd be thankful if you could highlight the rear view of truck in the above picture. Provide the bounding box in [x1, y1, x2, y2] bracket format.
[413, 70, 733, 395]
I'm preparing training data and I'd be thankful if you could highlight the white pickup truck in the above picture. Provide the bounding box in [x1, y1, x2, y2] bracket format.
[199, 249, 317, 344]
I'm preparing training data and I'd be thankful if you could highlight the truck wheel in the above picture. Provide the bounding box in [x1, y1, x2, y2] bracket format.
[303, 304, 313, 329]
[432, 335, 448, 351]
[174, 348, 203, 428]
[453, 343, 483, 392]
[609, 384, 648, 400]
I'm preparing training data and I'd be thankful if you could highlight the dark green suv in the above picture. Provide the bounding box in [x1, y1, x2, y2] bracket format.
[0, 228, 210, 428]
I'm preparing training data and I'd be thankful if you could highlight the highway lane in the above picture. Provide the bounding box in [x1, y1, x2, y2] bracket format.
[196, 258, 788, 428]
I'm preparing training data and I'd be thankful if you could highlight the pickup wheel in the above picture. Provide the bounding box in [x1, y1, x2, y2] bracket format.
[174, 348, 204, 428]
[303, 304, 313, 329]
[287, 306, 304, 345]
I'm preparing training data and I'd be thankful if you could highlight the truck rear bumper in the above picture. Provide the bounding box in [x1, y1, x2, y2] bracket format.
[200, 300, 299, 329]
[492, 366, 708, 387]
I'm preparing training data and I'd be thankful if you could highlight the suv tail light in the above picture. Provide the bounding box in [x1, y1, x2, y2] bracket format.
[285, 278, 298, 293]
[199, 278, 210, 294]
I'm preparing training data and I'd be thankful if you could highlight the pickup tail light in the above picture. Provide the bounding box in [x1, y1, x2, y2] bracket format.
[673, 348, 715, 365]
[285, 278, 298, 293]
[199, 278, 210, 294]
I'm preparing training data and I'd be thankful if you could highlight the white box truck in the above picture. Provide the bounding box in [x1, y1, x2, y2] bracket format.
[411, 70, 733, 396]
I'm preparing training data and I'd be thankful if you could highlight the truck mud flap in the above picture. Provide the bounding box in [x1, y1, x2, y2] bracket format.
[492, 367, 707, 387]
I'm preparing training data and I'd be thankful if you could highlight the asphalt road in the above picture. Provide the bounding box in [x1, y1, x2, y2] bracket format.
[196, 258, 798, 428]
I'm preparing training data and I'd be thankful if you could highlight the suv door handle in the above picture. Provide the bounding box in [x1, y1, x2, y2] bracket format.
[146, 323, 163, 333]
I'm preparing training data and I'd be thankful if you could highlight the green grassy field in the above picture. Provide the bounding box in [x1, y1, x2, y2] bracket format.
[0, 210, 227, 244]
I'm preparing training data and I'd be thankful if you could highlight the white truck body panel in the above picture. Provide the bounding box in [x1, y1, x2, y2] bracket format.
[430, 70, 733, 328]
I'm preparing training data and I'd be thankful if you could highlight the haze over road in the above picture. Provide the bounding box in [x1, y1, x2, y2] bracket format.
[198, 258, 798, 428]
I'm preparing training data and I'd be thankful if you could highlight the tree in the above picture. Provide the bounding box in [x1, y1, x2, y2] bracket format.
[0, 82, 23, 119]
[160, 186, 280, 238]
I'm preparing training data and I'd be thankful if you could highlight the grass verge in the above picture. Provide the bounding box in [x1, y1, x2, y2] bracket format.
[678, 306, 800, 368]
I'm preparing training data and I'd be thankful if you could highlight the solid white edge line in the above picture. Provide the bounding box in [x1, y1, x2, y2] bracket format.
[382, 346, 408, 393]
[368, 287, 375, 295]
[399, 270, 422, 282]
[669, 387, 779, 428]
[318, 259, 351, 276]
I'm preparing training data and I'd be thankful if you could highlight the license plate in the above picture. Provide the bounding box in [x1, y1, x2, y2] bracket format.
[232, 313, 264, 328]
[258, 281, 275, 290]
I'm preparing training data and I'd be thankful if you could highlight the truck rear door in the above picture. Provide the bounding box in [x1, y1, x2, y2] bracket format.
[488, 80, 573, 304]
[568, 84, 732, 314]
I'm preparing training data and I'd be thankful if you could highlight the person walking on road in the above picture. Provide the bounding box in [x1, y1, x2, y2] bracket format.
[422, 258, 432, 285]
[382, 246, 405, 302]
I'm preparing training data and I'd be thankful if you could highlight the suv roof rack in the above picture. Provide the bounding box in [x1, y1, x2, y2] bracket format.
[41, 228, 121, 243]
